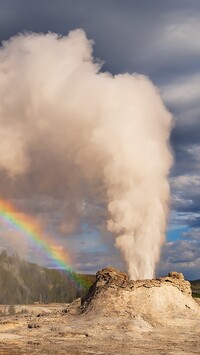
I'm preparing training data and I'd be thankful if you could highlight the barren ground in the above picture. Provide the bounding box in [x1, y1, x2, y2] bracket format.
[0, 268, 200, 355]
[0, 299, 198, 355]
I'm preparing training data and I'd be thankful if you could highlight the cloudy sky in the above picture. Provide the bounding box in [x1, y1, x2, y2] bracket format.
[0, 0, 200, 279]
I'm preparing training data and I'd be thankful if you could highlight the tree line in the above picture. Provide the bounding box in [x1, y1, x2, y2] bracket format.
[0, 250, 95, 304]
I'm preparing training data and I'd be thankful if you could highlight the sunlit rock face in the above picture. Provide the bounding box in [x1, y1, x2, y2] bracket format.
[80, 267, 200, 326]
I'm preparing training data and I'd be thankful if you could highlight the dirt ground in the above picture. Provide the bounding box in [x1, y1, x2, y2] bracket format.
[0, 301, 199, 355]
[0, 270, 200, 355]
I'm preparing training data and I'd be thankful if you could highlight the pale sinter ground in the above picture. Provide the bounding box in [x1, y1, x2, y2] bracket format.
[0, 268, 199, 355]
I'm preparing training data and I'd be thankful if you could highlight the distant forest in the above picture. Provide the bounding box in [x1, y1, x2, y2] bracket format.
[0, 250, 95, 304]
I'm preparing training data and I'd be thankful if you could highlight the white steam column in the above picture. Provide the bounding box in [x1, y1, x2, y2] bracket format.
[0, 29, 173, 279]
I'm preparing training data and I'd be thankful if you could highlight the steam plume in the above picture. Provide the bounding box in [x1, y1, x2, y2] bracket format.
[0, 29, 173, 279]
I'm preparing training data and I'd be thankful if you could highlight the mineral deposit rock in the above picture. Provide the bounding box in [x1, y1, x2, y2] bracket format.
[81, 267, 200, 327]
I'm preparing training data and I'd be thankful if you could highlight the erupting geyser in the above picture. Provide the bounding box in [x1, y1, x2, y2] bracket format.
[0, 29, 173, 279]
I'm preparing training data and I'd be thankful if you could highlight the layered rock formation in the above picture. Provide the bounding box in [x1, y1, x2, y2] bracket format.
[80, 267, 200, 326]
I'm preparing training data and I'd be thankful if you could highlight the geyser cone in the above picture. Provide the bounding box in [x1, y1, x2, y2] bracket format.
[81, 268, 200, 326]
[0, 29, 173, 279]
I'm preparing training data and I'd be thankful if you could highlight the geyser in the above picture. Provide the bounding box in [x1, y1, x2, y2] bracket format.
[80, 267, 200, 327]
[0, 29, 173, 279]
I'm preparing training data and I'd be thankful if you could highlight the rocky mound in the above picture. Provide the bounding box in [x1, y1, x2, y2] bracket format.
[80, 267, 200, 327]
[0, 274, 200, 355]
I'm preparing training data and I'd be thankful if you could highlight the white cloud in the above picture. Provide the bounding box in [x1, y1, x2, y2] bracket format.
[182, 228, 200, 241]
[171, 175, 200, 189]
[161, 72, 200, 108]
[160, 15, 200, 55]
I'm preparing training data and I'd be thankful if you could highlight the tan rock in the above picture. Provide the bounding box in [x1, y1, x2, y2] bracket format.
[81, 267, 200, 327]
[168, 271, 184, 280]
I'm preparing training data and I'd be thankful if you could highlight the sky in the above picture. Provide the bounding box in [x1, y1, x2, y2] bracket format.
[0, 0, 200, 279]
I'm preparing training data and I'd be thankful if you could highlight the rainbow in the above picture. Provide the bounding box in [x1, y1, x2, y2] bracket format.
[0, 199, 90, 289]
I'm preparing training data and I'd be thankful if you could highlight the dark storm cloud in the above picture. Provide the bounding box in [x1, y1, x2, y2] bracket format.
[166, 72, 200, 238]
[171, 123, 200, 150]
[170, 146, 199, 178]
[1, 0, 200, 77]
[170, 174, 200, 229]
[158, 233, 200, 280]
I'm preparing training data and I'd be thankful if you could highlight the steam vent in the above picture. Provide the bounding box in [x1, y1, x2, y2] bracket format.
[79, 267, 200, 328]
